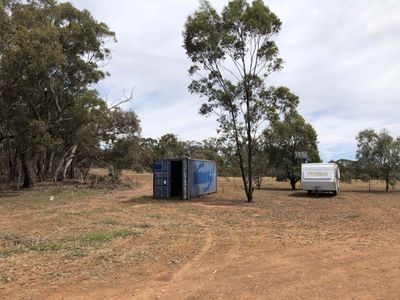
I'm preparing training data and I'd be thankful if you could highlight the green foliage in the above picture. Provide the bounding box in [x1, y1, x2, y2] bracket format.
[0, 248, 14, 258]
[145, 213, 162, 219]
[156, 134, 186, 158]
[82, 231, 113, 242]
[330, 159, 358, 183]
[27, 242, 62, 251]
[183, 0, 299, 201]
[356, 129, 400, 192]
[263, 112, 320, 189]
[0, 0, 143, 187]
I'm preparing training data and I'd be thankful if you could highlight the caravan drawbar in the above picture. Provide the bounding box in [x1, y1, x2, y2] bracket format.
[153, 158, 217, 199]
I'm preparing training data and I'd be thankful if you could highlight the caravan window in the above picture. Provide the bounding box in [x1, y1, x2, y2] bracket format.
[304, 169, 334, 179]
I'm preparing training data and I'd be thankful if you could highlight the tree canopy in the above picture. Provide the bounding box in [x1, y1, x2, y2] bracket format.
[183, 0, 299, 202]
[0, 0, 141, 187]
[356, 129, 400, 192]
[263, 112, 320, 190]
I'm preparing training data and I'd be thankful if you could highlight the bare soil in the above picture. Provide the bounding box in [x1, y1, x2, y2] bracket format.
[1, 173, 400, 299]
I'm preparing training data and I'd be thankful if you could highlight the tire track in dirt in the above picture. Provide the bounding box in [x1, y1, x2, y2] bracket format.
[134, 209, 242, 300]
[133, 215, 213, 299]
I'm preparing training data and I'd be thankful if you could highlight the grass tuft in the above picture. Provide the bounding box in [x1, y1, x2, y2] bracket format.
[81, 228, 139, 242]
[27, 242, 62, 252]
[346, 212, 361, 219]
[146, 213, 162, 219]
[101, 219, 120, 225]
[0, 248, 14, 258]
[112, 229, 137, 238]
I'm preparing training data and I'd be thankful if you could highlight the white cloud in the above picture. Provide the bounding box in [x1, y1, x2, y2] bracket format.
[64, 0, 400, 162]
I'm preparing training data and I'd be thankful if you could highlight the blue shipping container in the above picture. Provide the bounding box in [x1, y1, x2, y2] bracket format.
[153, 159, 217, 199]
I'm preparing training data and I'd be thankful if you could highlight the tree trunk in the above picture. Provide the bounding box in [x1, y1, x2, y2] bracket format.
[8, 149, 15, 182]
[386, 171, 389, 192]
[247, 138, 253, 203]
[230, 112, 250, 202]
[245, 84, 253, 203]
[47, 150, 54, 177]
[290, 177, 297, 190]
[256, 176, 262, 189]
[107, 164, 121, 183]
[54, 145, 78, 182]
[21, 152, 34, 188]
[8, 148, 19, 183]
[36, 154, 45, 182]
[62, 145, 77, 180]
[69, 159, 75, 179]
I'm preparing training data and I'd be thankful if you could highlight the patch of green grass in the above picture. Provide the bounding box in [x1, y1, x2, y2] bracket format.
[81, 229, 139, 242]
[112, 229, 138, 238]
[145, 213, 162, 219]
[81, 232, 114, 242]
[0, 248, 14, 258]
[66, 249, 85, 258]
[27, 242, 62, 252]
[101, 219, 120, 225]
[346, 212, 361, 219]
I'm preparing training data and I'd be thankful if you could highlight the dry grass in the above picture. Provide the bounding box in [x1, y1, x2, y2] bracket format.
[0, 172, 399, 299]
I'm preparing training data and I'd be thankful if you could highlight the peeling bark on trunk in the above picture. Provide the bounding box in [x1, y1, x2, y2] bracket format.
[54, 145, 78, 182]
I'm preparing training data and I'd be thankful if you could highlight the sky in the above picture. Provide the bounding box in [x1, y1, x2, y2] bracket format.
[62, 0, 400, 162]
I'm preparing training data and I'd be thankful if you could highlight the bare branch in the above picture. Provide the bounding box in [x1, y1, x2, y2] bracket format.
[109, 89, 134, 110]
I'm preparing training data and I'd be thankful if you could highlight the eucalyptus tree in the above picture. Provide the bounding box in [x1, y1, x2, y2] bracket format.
[263, 113, 320, 190]
[183, 0, 298, 201]
[356, 129, 400, 192]
[0, 0, 119, 187]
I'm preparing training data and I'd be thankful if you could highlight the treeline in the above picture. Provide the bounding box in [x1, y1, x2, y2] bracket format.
[135, 110, 321, 191]
[332, 129, 400, 192]
[0, 0, 141, 187]
[0, 0, 322, 190]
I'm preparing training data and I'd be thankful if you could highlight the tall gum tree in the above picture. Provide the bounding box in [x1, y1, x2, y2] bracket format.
[0, 0, 116, 187]
[263, 112, 320, 190]
[183, 0, 298, 202]
[356, 129, 400, 192]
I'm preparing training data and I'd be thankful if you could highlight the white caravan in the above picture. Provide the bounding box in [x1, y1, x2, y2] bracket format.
[301, 163, 340, 195]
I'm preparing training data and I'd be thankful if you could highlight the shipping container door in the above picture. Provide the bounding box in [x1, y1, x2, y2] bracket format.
[153, 160, 170, 198]
[188, 160, 217, 198]
[182, 159, 188, 199]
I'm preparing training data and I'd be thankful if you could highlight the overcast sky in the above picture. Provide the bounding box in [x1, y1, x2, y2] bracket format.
[63, 0, 400, 162]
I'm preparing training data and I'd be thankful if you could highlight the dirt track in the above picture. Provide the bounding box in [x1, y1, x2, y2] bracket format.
[1, 174, 400, 299]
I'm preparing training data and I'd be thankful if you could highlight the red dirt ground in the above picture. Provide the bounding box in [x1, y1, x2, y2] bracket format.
[1, 174, 400, 299]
